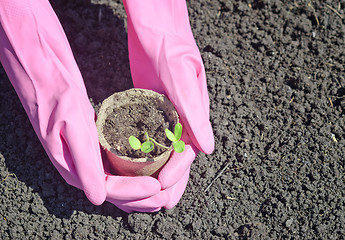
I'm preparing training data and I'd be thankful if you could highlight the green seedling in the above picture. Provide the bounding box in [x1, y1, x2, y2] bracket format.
[129, 123, 185, 153]
[165, 123, 185, 153]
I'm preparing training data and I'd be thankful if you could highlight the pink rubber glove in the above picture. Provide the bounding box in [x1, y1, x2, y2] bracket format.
[119, 0, 215, 211]
[0, 0, 214, 213]
[0, 0, 163, 209]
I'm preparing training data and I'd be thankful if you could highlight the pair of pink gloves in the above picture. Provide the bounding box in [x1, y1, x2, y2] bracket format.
[0, 0, 214, 212]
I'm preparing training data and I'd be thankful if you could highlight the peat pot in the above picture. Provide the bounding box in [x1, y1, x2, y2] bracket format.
[96, 88, 179, 176]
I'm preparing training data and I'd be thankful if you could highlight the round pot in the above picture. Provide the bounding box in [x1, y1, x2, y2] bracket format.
[96, 88, 179, 176]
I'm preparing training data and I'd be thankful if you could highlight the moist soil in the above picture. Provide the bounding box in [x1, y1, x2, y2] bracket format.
[1, 0, 345, 239]
[103, 102, 172, 158]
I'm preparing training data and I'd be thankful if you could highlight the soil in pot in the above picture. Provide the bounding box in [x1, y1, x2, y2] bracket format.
[103, 102, 174, 159]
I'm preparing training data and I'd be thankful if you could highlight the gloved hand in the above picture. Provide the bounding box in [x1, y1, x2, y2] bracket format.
[113, 0, 215, 212]
[0, 0, 163, 208]
[0, 0, 214, 213]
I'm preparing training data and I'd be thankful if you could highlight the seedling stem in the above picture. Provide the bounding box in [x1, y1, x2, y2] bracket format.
[144, 132, 169, 149]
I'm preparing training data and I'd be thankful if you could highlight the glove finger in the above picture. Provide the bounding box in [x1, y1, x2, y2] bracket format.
[105, 175, 161, 201]
[158, 132, 197, 189]
[113, 203, 161, 214]
[109, 167, 191, 213]
[164, 166, 190, 209]
[107, 191, 169, 213]
[158, 38, 215, 155]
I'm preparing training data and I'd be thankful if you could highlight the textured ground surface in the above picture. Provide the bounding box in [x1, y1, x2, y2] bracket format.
[1, 0, 345, 239]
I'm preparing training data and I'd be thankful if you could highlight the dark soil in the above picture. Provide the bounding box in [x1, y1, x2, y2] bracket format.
[103, 102, 172, 158]
[1, 0, 345, 239]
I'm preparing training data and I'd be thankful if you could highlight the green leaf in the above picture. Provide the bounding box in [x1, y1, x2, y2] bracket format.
[129, 136, 141, 150]
[141, 141, 154, 153]
[173, 140, 185, 153]
[165, 128, 177, 142]
[174, 123, 183, 141]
